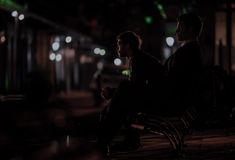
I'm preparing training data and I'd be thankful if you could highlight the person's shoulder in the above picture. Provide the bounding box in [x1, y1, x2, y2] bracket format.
[184, 40, 201, 50]
[141, 51, 161, 63]
[176, 41, 200, 56]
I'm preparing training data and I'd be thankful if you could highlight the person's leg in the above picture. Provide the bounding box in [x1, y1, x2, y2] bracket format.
[110, 82, 144, 150]
[96, 81, 133, 154]
[122, 119, 141, 149]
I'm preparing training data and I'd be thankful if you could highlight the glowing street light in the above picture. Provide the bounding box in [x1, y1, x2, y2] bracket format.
[166, 37, 174, 47]
[56, 54, 62, 62]
[18, 14, 24, 20]
[114, 58, 122, 66]
[11, 10, 18, 17]
[94, 48, 101, 54]
[49, 53, 56, 61]
[100, 49, 106, 56]
[52, 42, 60, 51]
[65, 36, 72, 43]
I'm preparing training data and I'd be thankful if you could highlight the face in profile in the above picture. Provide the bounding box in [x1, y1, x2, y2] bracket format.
[117, 39, 128, 57]
[176, 22, 193, 42]
[176, 22, 185, 41]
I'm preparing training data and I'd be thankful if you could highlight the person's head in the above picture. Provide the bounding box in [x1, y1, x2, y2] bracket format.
[176, 12, 202, 42]
[116, 31, 142, 57]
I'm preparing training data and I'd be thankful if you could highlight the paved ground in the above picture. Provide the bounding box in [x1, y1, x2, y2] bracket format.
[110, 127, 235, 160]
[18, 125, 235, 160]
[1, 91, 235, 160]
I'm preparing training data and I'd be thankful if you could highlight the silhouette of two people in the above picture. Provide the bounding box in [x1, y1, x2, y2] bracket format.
[96, 12, 203, 157]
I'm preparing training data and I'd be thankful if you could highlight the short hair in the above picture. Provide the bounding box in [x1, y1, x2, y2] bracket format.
[117, 31, 142, 49]
[177, 12, 203, 37]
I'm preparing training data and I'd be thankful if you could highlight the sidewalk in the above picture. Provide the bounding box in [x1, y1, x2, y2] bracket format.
[1, 90, 235, 159]
[22, 125, 235, 160]
[110, 126, 235, 160]
[49, 91, 235, 159]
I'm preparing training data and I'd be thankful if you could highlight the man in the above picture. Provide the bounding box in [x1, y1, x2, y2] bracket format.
[164, 12, 203, 115]
[96, 31, 164, 156]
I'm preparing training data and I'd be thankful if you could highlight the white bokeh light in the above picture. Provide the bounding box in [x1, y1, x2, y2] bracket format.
[56, 54, 62, 62]
[52, 42, 60, 51]
[18, 14, 24, 20]
[49, 53, 56, 61]
[94, 48, 101, 54]
[100, 49, 106, 56]
[0, 36, 6, 43]
[114, 58, 122, 66]
[65, 36, 72, 43]
[11, 11, 18, 17]
[166, 37, 174, 47]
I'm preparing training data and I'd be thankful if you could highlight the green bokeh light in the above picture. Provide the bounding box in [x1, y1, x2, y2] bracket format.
[0, 0, 23, 11]
[145, 16, 153, 24]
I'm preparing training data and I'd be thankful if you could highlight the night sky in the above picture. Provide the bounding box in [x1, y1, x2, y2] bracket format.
[4, 0, 223, 59]
[15, 0, 198, 57]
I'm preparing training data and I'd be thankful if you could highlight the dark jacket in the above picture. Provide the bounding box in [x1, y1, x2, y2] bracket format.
[130, 49, 164, 87]
[129, 50, 165, 109]
[164, 40, 203, 111]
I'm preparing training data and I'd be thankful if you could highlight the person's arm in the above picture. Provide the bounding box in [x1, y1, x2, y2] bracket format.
[101, 87, 116, 100]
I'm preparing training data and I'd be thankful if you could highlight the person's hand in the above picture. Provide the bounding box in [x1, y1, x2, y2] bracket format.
[101, 87, 110, 100]
[101, 87, 114, 100]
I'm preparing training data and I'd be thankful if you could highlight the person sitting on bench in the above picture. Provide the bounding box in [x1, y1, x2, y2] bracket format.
[96, 31, 165, 156]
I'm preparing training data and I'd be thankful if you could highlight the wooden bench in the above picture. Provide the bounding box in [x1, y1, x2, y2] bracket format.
[131, 106, 198, 156]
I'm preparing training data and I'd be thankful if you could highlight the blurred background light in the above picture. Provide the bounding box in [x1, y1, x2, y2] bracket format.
[145, 16, 153, 24]
[65, 36, 72, 43]
[0, 36, 6, 43]
[11, 10, 18, 17]
[56, 54, 62, 62]
[94, 48, 101, 54]
[49, 53, 56, 61]
[114, 58, 122, 66]
[52, 42, 60, 51]
[166, 37, 174, 47]
[18, 14, 24, 20]
[100, 49, 106, 56]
